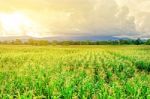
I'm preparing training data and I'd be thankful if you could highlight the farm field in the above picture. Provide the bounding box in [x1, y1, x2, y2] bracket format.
[0, 45, 150, 98]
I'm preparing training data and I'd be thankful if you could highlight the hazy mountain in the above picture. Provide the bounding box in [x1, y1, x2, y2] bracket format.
[42, 36, 121, 41]
[0, 35, 124, 41]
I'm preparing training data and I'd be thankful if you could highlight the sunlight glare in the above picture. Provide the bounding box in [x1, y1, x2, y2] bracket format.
[0, 12, 32, 35]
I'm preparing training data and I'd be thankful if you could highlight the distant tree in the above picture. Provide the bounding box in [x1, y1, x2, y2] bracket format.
[111, 40, 120, 45]
[38, 40, 49, 45]
[51, 40, 58, 46]
[127, 39, 135, 45]
[119, 39, 129, 45]
[135, 38, 143, 45]
[2, 41, 9, 44]
[80, 40, 91, 45]
[10, 40, 15, 45]
[27, 38, 34, 45]
[14, 39, 22, 45]
[95, 41, 100, 45]
[62, 41, 70, 45]
[145, 39, 150, 45]
[0, 38, 147, 45]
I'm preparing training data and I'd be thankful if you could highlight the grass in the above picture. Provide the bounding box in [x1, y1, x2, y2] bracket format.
[0, 45, 150, 98]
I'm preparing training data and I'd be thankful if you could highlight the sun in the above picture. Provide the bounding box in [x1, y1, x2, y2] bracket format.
[0, 12, 53, 37]
[0, 12, 32, 35]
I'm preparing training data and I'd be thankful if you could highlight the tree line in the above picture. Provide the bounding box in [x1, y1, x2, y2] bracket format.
[0, 38, 150, 45]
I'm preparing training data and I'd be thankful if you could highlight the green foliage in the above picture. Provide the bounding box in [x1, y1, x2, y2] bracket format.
[27, 39, 49, 46]
[135, 61, 150, 72]
[0, 45, 149, 98]
[135, 38, 143, 45]
[0, 38, 149, 45]
[145, 39, 150, 45]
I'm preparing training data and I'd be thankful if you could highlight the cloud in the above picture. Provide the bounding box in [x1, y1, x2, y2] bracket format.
[0, 0, 149, 38]
[115, 0, 150, 38]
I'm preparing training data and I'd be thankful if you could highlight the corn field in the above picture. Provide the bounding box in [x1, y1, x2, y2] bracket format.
[0, 45, 150, 99]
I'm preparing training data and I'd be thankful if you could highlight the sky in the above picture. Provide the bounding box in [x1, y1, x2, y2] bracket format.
[0, 0, 150, 39]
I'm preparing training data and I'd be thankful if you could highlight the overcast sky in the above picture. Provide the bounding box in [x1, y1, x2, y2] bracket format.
[0, 0, 150, 38]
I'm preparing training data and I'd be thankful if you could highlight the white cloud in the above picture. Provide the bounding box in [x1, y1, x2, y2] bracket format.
[0, 0, 149, 38]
